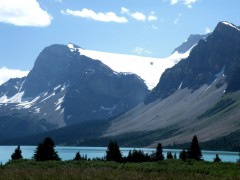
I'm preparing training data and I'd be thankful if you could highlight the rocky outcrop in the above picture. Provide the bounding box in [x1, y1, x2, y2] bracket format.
[172, 34, 208, 54]
[145, 22, 240, 104]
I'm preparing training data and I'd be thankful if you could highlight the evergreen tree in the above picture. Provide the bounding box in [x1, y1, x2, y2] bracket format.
[167, 151, 173, 159]
[179, 150, 187, 161]
[237, 152, 240, 163]
[11, 145, 23, 160]
[126, 149, 151, 162]
[173, 153, 177, 159]
[105, 141, 122, 162]
[74, 152, 81, 161]
[187, 135, 202, 161]
[155, 143, 164, 161]
[33, 137, 60, 161]
[213, 154, 221, 162]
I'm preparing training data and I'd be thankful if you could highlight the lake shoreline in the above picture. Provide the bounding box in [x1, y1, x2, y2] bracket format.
[1, 146, 239, 164]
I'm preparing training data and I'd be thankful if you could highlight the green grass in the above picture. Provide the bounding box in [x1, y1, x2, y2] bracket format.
[1, 159, 240, 179]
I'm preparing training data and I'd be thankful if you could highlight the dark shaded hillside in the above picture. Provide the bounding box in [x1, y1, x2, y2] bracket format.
[0, 118, 111, 146]
[1, 118, 178, 148]
[166, 129, 240, 152]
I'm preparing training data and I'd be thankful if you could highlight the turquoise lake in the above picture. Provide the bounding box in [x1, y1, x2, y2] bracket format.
[0, 146, 239, 164]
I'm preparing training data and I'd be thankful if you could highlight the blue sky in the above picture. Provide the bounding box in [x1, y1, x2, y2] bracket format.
[0, 0, 240, 72]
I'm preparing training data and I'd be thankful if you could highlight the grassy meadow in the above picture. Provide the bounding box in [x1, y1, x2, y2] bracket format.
[1, 159, 240, 179]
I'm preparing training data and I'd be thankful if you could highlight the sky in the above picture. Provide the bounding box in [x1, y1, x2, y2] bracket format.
[0, 0, 240, 84]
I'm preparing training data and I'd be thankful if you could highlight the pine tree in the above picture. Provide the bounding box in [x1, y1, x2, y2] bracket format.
[74, 152, 81, 161]
[167, 151, 173, 159]
[173, 153, 177, 159]
[155, 143, 164, 161]
[237, 152, 240, 163]
[11, 145, 23, 160]
[105, 141, 122, 162]
[33, 137, 60, 161]
[179, 150, 187, 161]
[213, 154, 221, 162]
[187, 135, 202, 161]
[126, 149, 151, 162]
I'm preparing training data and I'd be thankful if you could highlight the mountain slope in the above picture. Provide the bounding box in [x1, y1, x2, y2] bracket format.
[145, 21, 240, 104]
[104, 21, 240, 147]
[0, 44, 149, 139]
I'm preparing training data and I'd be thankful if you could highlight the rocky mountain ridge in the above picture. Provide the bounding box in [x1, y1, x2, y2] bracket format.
[145, 21, 240, 104]
[0, 44, 149, 139]
[172, 34, 209, 54]
[105, 21, 240, 147]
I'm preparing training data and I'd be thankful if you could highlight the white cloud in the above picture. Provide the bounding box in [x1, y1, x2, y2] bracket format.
[148, 15, 158, 21]
[170, 0, 179, 5]
[184, 0, 198, 6]
[173, 19, 179, 24]
[132, 47, 152, 55]
[131, 12, 146, 21]
[0, 67, 29, 85]
[121, 7, 157, 22]
[174, 13, 182, 24]
[169, 0, 198, 8]
[152, 25, 159, 30]
[205, 27, 211, 33]
[61, 8, 128, 23]
[0, 0, 52, 27]
[121, 7, 129, 14]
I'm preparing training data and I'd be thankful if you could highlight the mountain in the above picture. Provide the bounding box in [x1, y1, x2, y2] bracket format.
[0, 24, 222, 147]
[0, 44, 149, 139]
[104, 21, 240, 149]
[145, 21, 240, 104]
[0, 33, 195, 141]
[70, 45, 190, 90]
[172, 34, 209, 54]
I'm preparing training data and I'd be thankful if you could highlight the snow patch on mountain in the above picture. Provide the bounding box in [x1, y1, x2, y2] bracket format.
[67, 43, 190, 89]
[55, 96, 65, 106]
[16, 96, 40, 109]
[222, 21, 240, 31]
[0, 91, 24, 103]
[41, 92, 56, 102]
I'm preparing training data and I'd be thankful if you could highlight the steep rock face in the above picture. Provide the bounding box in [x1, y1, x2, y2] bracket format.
[172, 34, 208, 54]
[0, 44, 149, 138]
[145, 22, 240, 104]
[22, 45, 71, 98]
[0, 77, 25, 98]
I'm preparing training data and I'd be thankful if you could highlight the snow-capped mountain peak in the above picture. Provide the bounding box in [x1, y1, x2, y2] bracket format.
[67, 43, 191, 89]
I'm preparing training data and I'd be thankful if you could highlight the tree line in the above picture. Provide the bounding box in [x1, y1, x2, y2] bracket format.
[9, 135, 222, 163]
